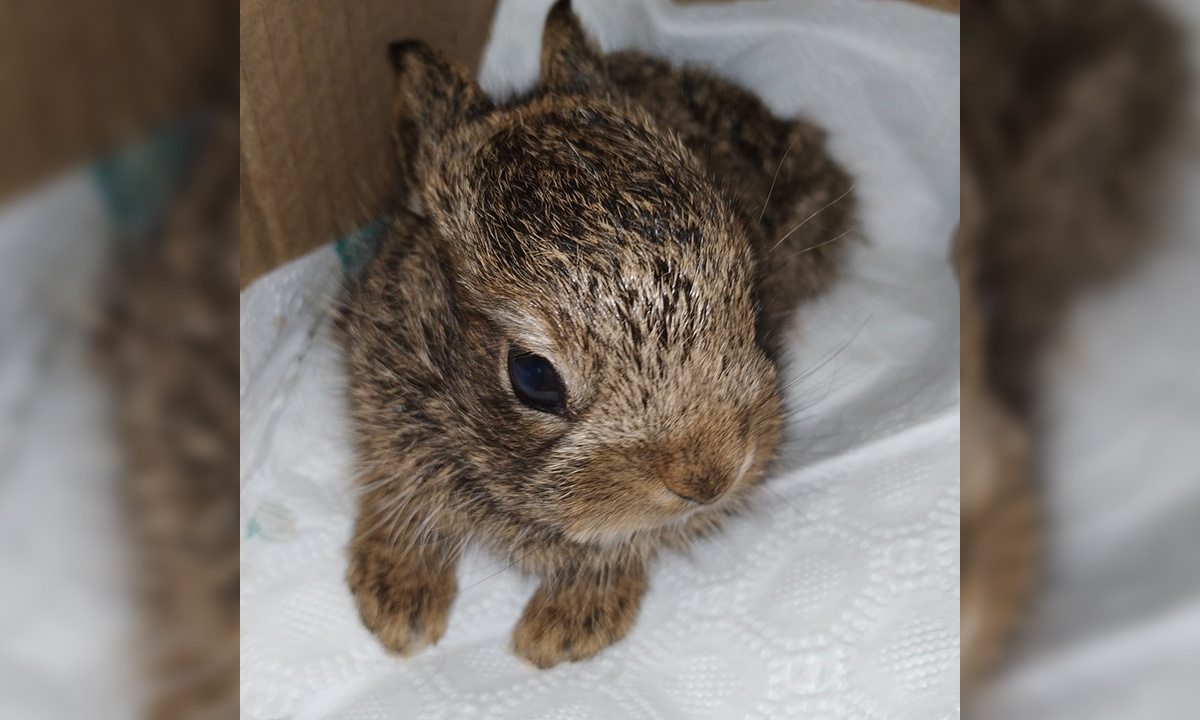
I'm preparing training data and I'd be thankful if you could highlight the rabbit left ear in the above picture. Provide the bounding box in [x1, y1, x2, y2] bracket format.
[539, 0, 611, 95]
[387, 40, 493, 204]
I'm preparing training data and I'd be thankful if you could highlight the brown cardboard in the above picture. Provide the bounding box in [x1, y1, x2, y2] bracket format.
[239, 0, 500, 286]
[0, 0, 236, 205]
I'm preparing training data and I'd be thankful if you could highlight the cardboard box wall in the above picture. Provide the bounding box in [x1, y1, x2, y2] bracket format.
[1, 0, 237, 205]
[240, 0, 500, 286]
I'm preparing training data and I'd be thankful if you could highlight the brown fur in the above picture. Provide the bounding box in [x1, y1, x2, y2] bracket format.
[958, 151, 1040, 689]
[339, 0, 856, 667]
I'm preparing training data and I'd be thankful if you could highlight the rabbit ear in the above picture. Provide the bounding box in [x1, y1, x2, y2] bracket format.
[539, 0, 610, 95]
[388, 41, 493, 202]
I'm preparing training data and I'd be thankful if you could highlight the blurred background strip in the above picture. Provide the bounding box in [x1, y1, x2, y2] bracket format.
[1, 2, 238, 719]
[962, 0, 1198, 716]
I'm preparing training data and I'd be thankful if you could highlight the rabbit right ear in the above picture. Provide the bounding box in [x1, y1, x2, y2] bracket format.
[539, 0, 610, 95]
[388, 41, 493, 202]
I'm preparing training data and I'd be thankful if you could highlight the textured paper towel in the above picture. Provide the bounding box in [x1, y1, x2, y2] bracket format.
[239, 1, 960, 718]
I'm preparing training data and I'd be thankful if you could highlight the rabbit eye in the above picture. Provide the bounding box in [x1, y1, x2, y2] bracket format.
[508, 348, 566, 414]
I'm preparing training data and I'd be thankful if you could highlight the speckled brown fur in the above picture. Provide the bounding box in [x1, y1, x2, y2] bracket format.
[339, 0, 856, 667]
[604, 53, 855, 347]
[959, 151, 1040, 689]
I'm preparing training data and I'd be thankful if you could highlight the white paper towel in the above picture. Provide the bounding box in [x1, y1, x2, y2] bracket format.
[0, 172, 138, 720]
[239, 1, 960, 718]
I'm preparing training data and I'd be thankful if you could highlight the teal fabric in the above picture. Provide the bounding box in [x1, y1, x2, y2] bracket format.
[334, 217, 388, 279]
[91, 118, 203, 243]
[92, 116, 388, 279]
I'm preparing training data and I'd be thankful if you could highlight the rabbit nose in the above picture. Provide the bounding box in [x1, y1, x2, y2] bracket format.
[665, 473, 726, 505]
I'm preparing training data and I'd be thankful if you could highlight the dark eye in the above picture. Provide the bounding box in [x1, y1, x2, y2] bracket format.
[508, 348, 566, 414]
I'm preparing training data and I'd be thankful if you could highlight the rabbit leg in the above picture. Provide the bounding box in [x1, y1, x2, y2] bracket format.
[347, 518, 461, 657]
[511, 554, 648, 668]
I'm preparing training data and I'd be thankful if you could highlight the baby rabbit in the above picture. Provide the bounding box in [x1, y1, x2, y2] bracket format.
[339, 0, 856, 668]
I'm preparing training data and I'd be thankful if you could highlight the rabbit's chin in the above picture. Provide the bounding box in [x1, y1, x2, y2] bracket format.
[561, 502, 713, 549]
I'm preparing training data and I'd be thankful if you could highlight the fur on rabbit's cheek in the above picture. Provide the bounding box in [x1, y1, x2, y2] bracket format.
[561, 511, 662, 546]
[734, 447, 757, 487]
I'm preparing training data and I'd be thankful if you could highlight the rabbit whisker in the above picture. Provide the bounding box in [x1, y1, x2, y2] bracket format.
[769, 184, 856, 254]
[759, 137, 798, 223]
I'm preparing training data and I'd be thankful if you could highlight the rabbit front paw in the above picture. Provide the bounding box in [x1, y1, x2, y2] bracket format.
[511, 559, 646, 668]
[348, 538, 459, 657]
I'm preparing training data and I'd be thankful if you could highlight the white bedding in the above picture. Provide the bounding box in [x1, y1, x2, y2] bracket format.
[239, 1, 960, 718]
